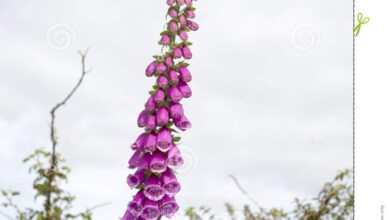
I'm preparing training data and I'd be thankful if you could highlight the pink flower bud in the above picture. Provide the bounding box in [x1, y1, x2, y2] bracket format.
[156, 62, 167, 73]
[179, 15, 187, 26]
[145, 96, 157, 113]
[168, 70, 179, 84]
[185, 9, 195, 19]
[153, 89, 166, 104]
[168, 7, 178, 18]
[145, 61, 157, 77]
[187, 20, 199, 31]
[157, 75, 168, 88]
[178, 66, 192, 82]
[165, 55, 174, 67]
[172, 48, 183, 59]
[157, 107, 169, 126]
[146, 114, 156, 131]
[185, 0, 192, 6]
[168, 86, 183, 103]
[179, 29, 188, 41]
[137, 110, 148, 128]
[160, 34, 171, 45]
[169, 21, 179, 32]
[177, 0, 185, 6]
[178, 80, 192, 98]
[167, 0, 175, 6]
[182, 46, 192, 60]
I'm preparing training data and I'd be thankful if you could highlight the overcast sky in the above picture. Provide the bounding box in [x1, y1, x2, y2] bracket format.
[0, 0, 352, 219]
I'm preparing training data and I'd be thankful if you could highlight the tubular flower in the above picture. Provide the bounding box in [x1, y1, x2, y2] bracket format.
[173, 115, 192, 131]
[162, 170, 181, 197]
[160, 195, 179, 218]
[127, 169, 146, 189]
[157, 128, 173, 152]
[127, 191, 145, 217]
[166, 145, 184, 170]
[150, 150, 168, 173]
[124, 0, 198, 218]
[131, 133, 147, 151]
[144, 175, 165, 201]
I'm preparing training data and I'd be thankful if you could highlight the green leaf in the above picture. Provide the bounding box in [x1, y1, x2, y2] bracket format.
[173, 136, 181, 143]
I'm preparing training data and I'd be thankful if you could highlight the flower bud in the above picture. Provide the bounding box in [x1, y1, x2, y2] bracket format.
[185, 9, 195, 19]
[172, 47, 183, 59]
[169, 103, 184, 120]
[182, 46, 192, 60]
[137, 110, 148, 128]
[187, 20, 199, 31]
[153, 89, 165, 104]
[156, 62, 167, 73]
[160, 34, 171, 45]
[157, 75, 168, 88]
[145, 96, 157, 113]
[167, 0, 175, 6]
[146, 114, 156, 131]
[128, 150, 143, 169]
[168, 86, 183, 103]
[168, 70, 179, 84]
[184, 0, 192, 6]
[179, 29, 188, 41]
[177, 0, 185, 6]
[178, 80, 192, 98]
[139, 153, 151, 170]
[178, 66, 192, 82]
[179, 15, 187, 26]
[145, 61, 157, 77]
[157, 107, 169, 126]
[165, 55, 174, 67]
[168, 7, 177, 18]
[169, 21, 179, 32]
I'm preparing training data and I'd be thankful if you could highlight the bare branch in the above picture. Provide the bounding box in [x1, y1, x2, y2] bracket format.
[45, 48, 91, 219]
[229, 175, 262, 211]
